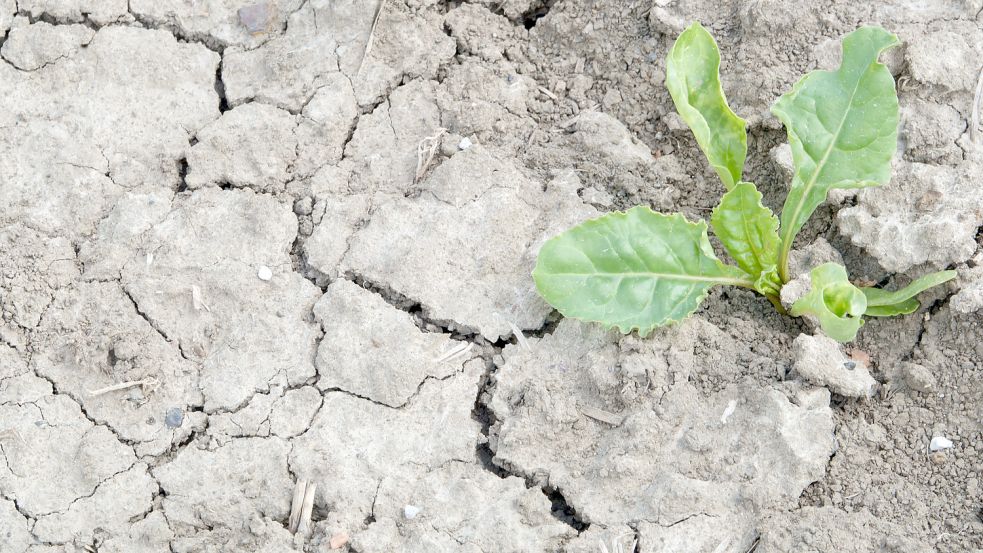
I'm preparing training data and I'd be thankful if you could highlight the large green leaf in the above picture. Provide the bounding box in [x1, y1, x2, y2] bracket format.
[773, 26, 900, 281]
[861, 270, 956, 316]
[533, 206, 753, 336]
[666, 22, 747, 189]
[710, 181, 781, 294]
[790, 263, 867, 342]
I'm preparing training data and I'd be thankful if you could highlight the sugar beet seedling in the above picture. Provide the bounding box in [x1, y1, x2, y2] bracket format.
[533, 23, 956, 342]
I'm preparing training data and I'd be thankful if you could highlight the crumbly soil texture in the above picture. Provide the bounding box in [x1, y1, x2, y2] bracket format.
[1, 0, 981, 552]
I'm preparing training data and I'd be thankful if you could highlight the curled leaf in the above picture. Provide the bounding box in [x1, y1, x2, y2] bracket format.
[772, 26, 900, 281]
[790, 263, 867, 342]
[861, 270, 957, 316]
[864, 300, 918, 317]
[533, 206, 752, 336]
[754, 265, 782, 298]
[666, 22, 747, 189]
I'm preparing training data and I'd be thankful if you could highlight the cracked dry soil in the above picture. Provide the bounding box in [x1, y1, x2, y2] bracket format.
[0, 0, 982, 552]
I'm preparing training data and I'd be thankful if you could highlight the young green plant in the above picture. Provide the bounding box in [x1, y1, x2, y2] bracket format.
[533, 23, 956, 342]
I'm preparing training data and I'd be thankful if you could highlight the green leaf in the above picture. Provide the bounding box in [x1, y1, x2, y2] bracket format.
[790, 263, 867, 342]
[862, 270, 957, 306]
[754, 265, 782, 298]
[773, 26, 900, 281]
[533, 206, 753, 336]
[666, 22, 747, 189]
[710, 181, 781, 285]
[864, 299, 918, 317]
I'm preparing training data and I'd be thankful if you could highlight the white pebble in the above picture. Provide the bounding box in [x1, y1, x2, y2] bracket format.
[403, 505, 421, 519]
[930, 436, 953, 451]
[458, 137, 473, 150]
[720, 399, 737, 424]
[257, 265, 273, 281]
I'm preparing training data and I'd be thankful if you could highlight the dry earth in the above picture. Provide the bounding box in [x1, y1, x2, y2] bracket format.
[0, 0, 982, 552]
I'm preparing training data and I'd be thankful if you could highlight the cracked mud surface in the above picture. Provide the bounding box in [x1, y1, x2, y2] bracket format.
[1, 1, 981, 551]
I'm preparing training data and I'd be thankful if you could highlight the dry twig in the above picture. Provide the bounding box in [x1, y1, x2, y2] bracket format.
[579, 405, 624, 426]
[88, 377, 160, 397]
[434, 341, 472, 364]
[357, 0, 387, 77]
[972, 64, 983, 143]
[288, 479, 318, 534]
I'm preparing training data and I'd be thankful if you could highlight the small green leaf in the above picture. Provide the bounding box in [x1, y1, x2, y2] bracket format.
[790, 263, 867, 342]
[666, 22, 747, 189]
[862, 270, 957, 306]
[533, 206, 753, 336]
[754, 265, 782, 297]
[710, 181, 781, 282]
[773, 26, 900, 281]
[864, 299, 918, 317]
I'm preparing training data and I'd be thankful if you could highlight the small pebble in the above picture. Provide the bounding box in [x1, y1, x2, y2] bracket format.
[238, 2, 273, 34]
[930, 436, 953, 451]
[930, 452, 947, 465]
[329, 532, 349, 549]
[257, 265, 273, 281]
[720, 399, 737, 424]
[403, 505, 421, 519]
[458, 137, 473, 150]
[165, 407, 184, 428]
[293, 196, 313, 216]
[901, 362, 937, 393]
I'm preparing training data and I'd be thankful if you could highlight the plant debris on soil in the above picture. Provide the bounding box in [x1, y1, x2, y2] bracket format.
[0, 1, 981, 552]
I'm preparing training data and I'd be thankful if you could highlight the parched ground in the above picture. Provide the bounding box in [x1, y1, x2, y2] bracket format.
[0, 0, 981, 552]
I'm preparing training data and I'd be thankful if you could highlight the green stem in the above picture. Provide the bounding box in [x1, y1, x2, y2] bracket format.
[778, 241, 792, 284]
[766, 293, 787, 315]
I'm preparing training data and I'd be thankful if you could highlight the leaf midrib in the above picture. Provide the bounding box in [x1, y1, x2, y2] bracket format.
[738, 186, 768, 274]
[545, 271, 753, 287]
[779, 69, 867, 277]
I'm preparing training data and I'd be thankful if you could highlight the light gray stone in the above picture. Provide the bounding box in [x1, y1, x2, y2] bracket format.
[951, 255, 983, 314]
[901, 362, 937, 394]
[838, 159, 983, 273]
[792, 333, 878, 398]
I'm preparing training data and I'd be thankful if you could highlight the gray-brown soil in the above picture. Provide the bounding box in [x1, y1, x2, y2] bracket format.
[1, 0, 981, 551]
